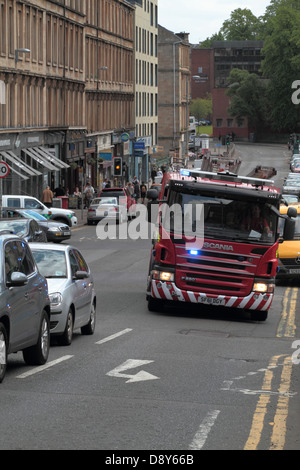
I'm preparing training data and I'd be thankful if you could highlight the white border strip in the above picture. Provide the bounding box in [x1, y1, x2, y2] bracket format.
[189, 410, 220, 450]
[16, 355, 74, 379]
[95, 328, 133, 345]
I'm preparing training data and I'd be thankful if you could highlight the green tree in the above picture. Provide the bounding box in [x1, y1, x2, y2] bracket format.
[199, 32, 224, 49]
[219, 8, 262, 40]
[226, 69, 269, 134]
[190, 95, 212, 123]
[261, 2, 300, 131]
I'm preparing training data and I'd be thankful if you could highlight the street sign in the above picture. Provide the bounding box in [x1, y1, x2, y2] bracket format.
[0, 161, 9, 178]
[134, 142, 145, 150]
[121, 133, 129, 142]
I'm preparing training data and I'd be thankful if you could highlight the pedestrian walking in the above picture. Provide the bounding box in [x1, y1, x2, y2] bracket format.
[83, 183, 94, 208]
[42, 185, 54, 208]
[140, 182, 147, 204]
[132, 177, 140, 202]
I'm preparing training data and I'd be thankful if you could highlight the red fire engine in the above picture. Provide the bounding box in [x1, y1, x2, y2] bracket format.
[146, 169, 295, 321]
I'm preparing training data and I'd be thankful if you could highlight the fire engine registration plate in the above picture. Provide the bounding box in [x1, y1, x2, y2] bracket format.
[198, 296, 225, 306]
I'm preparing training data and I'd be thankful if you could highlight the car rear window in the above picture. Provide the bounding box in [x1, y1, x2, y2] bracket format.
[101, 190, 124, 198]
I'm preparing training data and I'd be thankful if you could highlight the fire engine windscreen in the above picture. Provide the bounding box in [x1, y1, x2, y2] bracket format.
[161, 192, 277, 244]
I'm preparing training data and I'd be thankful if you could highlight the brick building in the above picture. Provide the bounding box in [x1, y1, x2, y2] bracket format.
[190, 40, 264, 141]
[157, 26, 190, 164]
[190, 46, 214, 100]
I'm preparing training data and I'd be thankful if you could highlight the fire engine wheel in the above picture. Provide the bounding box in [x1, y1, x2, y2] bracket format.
[250, 310, 268, 322]
[148, 297, 164, 312]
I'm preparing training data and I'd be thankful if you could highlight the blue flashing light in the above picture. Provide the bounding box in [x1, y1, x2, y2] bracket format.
[180, 169, 191, 177]
[188, 249, 200, 256]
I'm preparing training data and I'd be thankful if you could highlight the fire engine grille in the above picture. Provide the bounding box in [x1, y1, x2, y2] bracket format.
[175, 244, 259, 296]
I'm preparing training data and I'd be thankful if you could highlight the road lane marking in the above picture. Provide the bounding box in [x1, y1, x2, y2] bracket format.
[243, 354, 296, 450]
[277, 287, 297, 338]
[270, 356, 293, 450]
[107, 359, 159, 383]
[244, 355, 283, 450]
[189, 410, 220, 450]
[16, 355, 74, 379]
[95, 328, 133, 345]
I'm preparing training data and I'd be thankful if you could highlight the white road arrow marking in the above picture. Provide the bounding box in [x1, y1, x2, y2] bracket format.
[107, 359, 159, 383]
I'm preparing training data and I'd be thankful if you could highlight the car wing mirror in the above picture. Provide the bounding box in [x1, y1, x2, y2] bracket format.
[74, 270, 89, 279]
[8, 272, 28, 286]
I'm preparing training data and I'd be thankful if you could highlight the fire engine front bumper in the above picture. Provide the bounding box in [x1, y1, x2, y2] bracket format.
[150, 280, 273, 311]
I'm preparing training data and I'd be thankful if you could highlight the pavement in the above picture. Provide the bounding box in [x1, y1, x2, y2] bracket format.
[72, 208, 88, 228]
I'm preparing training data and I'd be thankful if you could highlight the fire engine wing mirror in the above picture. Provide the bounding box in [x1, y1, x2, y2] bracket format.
[287, 206, 297, 218]
[267, 205, 296, 241]
[280, 207, 297, 241]
[283, 217, 296, 241]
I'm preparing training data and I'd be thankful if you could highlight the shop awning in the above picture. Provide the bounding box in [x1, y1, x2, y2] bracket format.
[6, 163, 29, 180]
[0, 150, 41, 176]
[33, 147, 69, 169]
[22, 148, 59, 171]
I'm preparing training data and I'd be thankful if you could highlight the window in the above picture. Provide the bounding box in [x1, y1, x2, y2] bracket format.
[5, 241, 19, 282]
[24, 198, 42, 209]
[69, 250, 79, 277]
[5, 240, 35, 282]
[16, 241, 35, 276]
[73, 249, 89, 272]
[7, 198, 21, 208]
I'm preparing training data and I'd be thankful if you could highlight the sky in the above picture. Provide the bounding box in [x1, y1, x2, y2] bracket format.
[158, 0, 272, 44]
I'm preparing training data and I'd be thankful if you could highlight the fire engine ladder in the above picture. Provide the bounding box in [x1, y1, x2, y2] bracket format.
[179, 169, 275, 187]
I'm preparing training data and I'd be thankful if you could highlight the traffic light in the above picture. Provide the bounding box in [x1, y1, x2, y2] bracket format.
[113, 157, 122, 176]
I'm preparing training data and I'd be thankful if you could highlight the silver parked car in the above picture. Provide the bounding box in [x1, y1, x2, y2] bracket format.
[30, 243, 96, 346]
[0, 233, 50, 383]
[87, 197, 125, 224]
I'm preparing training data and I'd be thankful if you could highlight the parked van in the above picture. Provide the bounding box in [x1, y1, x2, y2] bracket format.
[277, 204, 300, 279]
[0, 195, 77, 227]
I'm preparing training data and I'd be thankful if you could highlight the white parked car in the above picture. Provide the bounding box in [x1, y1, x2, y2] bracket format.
[87, 197, 125, 224]
[1, 195, 77, 227]
[30, 243, 96, 345]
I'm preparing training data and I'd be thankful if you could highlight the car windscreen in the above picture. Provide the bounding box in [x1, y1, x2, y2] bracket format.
[31, 249, 67, 278]
[0, 220, 28, 236]
[20, 210, 48, 221]
[164, 190, 277, 244]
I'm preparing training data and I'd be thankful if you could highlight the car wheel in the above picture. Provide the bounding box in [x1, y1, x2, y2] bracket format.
[23, 310, 50, 365]
[58, 309, 74, 346]
[81, 301, 96, 335]
[0, 323, 8, 383]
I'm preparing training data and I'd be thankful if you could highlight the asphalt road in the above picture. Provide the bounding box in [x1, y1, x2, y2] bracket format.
[0, 143, 299, 452]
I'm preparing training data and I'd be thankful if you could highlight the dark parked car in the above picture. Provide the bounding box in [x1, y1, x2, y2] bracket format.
[2, 208, 71, 243]
[0, 218, 47, 243]
[0, 233, 50, 383]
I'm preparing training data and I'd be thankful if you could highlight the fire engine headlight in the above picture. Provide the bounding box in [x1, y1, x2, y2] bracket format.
[253, 282, 274, 294]
[152, 270, 174, 282]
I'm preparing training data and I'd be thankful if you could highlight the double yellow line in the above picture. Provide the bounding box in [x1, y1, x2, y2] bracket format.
[244, 288, 297, 450]
[277, 287, 297, 338]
